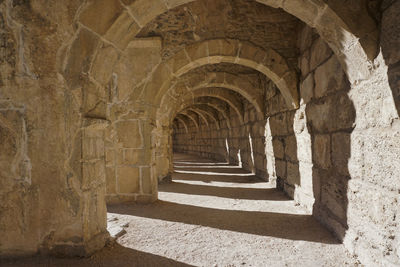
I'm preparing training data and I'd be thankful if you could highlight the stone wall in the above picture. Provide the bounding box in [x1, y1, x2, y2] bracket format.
[0, 1, 109, 257]
[172, 22, 400, 266]
[173, 100, 270, 181]
[0, 0, 399, 265]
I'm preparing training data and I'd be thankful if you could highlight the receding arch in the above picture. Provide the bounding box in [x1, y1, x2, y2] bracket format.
[178, 112, 199, 130]
[185, 108, 209, 128]
[176, 72, 263, 113]
[190, 105, 222, 130]
[77, 0, 377, 84]
[145, 39, 298, 109]
[194, 98, 232, 130]
[181, 105, 222, 130]
[173, 87, 244, 125]
[175, 116, 189, 133]
[185, 108, 210, 128]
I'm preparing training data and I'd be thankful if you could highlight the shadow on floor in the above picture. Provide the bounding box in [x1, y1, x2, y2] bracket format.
[160, 181, 289, 201]
[0, 244, 194, 267]
[174, 166, 252, 174]
[172, 172, 264, 184]
[108, 201, 340, 244]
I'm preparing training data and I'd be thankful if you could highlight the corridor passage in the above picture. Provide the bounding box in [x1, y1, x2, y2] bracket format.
[105, 153, 358, 266]
[3, 154, 358, 267]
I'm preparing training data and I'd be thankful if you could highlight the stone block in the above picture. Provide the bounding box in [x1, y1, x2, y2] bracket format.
[284, 135, 297, 162]
[331, 132, 351, 176]
[313, 134, 331, 169]
[141, 167, 152, 194]
[64, 28, 99, 90]
[82, 160, 106, 190]
[269, 113, 288, 136]
[117, 166, 140, 194]
[79, 0, 123, 35]
[106, 167, 116, 194]
[298, 25, 313, 53]
[128, 0, 168, 27]
[287, 161, 300, 186]
[104, 11, 141, 50]
[116, 120, 143, 148]
[381, 0, 400, 64]
[300, 73, 314, 103]
[90, 44, 119, 85]
[320, 174, 348, 222]
[310, 38, 332, 71]
[275, 159, 286, 179]
[314, 56, 347, 99]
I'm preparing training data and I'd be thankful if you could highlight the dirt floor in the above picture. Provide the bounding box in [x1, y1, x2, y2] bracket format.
[2, 153, 359, 266]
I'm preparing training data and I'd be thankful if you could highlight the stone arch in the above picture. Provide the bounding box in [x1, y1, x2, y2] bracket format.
[193, 98, 232, 130]
[167, 87, 244, 126]
[185, 108, 210, 128]
[174, 116, 189, 133]
[77, 0, 377, 83]
[177, 112, 199, 130]
[146, 39, 298, 109]
[174, 97, 233, 130]
[182, 105, 222, 130]
[176, 72, 264, 113]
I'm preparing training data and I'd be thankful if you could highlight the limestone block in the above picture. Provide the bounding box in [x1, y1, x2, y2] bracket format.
[320, 175, 348, 222]
[82, 187, 107, 241]
[300, 50, 310, 77]
[79, 0, 123, 35]
[313, 134, 331, 169]
[208, 39, 239, 58]
[103, 11, 141, 50]
[314, 56, 346, 99]
[306, 99, 331, 133]
[275, 159, 286, 179]
[287, 161, 300, 186]
[141, 167, 152, 194]
[300, 73, 314, 103]
[284, 135, 297, 162]
[106, 167, 116, 194]
[118, 148, 151, 166]
[381, 0, 400, 64]
[128, 0, 168, 27]
[64, 28, 99, 90]
[298, 161, 314, 193]
[117, 166, 140, 194]
[331, 132, 351, 176]
[298, 25, 313, 53]
[296, 134, 312, 164]
[82, 160, 106, 190]
[116, 120, 143, 148]
[310, 38, 332, 71]
[90, 44, 120, 85]
[269, 113, 288, 136]
[164, 0, 194, 9]
[186, 41, 208, 63]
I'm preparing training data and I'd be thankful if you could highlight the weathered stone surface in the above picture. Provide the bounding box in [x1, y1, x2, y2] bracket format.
[310, 38, 332, 71]
[314, 56, 346, 98]
[313, 134, 331, 169]
[64, 28, 100, 90]
[117, 166, 140, 194]
[1, 1, 399, 265]
[116, 121, 143, 148]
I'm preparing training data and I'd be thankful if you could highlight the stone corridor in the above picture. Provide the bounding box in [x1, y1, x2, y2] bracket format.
[1, 0, 399, 266]
[2, 153, 358, 266]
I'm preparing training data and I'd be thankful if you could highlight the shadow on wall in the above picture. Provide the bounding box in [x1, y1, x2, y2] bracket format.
[381, 1, 400, 117]
[268, 30, 356, 241]
[108, 201, 341, 244]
